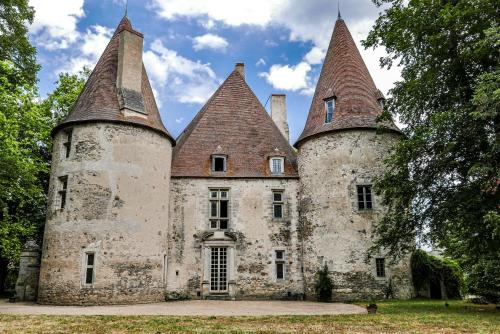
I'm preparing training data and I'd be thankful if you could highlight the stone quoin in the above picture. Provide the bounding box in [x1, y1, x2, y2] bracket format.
[36, 13, 413, 305]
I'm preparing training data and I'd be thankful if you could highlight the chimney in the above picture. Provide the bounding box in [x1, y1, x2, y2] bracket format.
[116, 26, 146, 116]
[270, 94, 289, 142]
[235, 63, 245, 79]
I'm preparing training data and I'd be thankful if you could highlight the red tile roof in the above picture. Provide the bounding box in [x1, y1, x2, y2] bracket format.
[52, 17, 174, 144]
[295, 18, 400, 147]
[172, 68, 298, 178]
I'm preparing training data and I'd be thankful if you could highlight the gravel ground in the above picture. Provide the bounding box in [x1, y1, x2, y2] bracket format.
[0, 299, 366, 316]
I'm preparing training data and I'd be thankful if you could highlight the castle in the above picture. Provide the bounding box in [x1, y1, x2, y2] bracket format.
[35, 14, 413, 305]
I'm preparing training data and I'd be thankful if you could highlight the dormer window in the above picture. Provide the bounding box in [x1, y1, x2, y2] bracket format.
[270, 157, 284, 175]
[325, 97, 335, 123]
[378, 97, 385, 109]
[211, 155, 227, 172]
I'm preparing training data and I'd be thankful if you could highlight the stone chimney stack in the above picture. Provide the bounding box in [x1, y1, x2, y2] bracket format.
[270, 94, 289, 142]
[235, 63, 245, 79]
[116, 25, 146, 116]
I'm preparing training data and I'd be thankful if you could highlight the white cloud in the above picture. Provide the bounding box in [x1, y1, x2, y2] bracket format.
[304, 46, 325, 65]
[259, 62, 312, 94]
[175, 117, 185, 123]
[256, 58, 266, 66]
[57, 25, 113, 74]
[192, 33, 229, 51]
[151, 0, 402, 95]
[143, 39, 220, 104]
[29, 0, 85, 50]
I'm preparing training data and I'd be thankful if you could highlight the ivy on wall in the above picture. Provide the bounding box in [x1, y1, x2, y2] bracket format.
[411, 250, 465, 299]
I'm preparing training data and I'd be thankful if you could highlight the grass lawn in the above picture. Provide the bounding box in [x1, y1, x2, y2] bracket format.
[0, 299, 498, 333]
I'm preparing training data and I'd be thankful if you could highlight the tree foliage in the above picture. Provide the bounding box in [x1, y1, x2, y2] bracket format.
[314, 264, 333, 302]
[364, 0, 499, 298]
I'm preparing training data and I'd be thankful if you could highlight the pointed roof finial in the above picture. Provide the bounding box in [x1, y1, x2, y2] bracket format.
[124, 0, 128, 17]
[338, 0, 341, 19]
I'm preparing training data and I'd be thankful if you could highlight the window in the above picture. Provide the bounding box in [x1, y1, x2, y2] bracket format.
[377, 97, 385, 109]
[58, 176, 68, 210]
[212, 155, 227, 172]
[376, 258, 385, 277]
[209, 189, 229, 229]
[357, 185, 373, 210]
[63, 128, 72, 158]
[270, 157, 284, 175]
[275, 250, 285, 280]
[84, 252, 95, 284]
[325, 97, 335, 123]
[273, 190, 284, 218]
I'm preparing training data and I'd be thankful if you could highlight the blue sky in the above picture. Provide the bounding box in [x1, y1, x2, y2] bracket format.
[29, 0, 401, 143]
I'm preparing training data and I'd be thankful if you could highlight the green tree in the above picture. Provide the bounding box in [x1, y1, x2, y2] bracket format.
[364, 0, 499, 300]
[0, 0, 39, 85]
[42, 68, 90, 124]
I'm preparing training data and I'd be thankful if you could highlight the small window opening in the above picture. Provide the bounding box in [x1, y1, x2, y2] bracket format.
[209, 189, 230, 230]
[273, 190, 284, 218]
[325, 97, 335, 123]
[378, 97, 385, 109]
[270, 157, 284, 175]
[212, 155, 227, 172]
[275, 250, 285, 280]
[357, 185, 373, 210]
[376, 258, 386, 277]
[85, 252, 95, 285]
[58, 176, 68, 210]
[63, 129, 73, 158]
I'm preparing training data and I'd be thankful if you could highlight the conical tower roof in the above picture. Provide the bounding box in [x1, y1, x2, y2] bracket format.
[52, 16, 174, 144]
[172, 66, 298, 178]
[295, 18, 399, 147]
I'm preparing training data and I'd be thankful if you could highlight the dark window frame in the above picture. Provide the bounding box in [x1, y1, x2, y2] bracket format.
[84, 252, 95, 285]
[211, 155, 227, 172]
[209, 188, 230, 230]
[272, 190, 284, 218]
[357, 185, 373, 210]
[376, 258, 386, 277]
[275, 250, 285, 280]
[58, 176, 68, 210]
[62, 128, 73, 158]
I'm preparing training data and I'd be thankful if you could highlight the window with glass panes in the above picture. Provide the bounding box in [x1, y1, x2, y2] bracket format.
[273, 190, 284, 218]
[376, 258, 385, 277]
[275, 250, 285, 280]
[58, 176, 68, 210]
[270, 157, 284, 174]
[84, 252, 95, 284]
[325, 98, 335, 123]
[357, 185, 373, 210]
[209, 189, 229, 229]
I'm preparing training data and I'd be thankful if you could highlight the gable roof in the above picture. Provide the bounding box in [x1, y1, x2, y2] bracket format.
[172, 68, 298, 178]
[52, 16, 174, 144]
[295, 18, 400, 147]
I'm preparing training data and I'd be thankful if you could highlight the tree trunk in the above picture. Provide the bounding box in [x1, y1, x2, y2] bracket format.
[0, 257, 9, 296]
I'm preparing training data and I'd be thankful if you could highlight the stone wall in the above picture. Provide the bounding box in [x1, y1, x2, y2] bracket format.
[168, 177, 303, 299]
[15, 240, 40, 301]
[38, 123, 172, 305]
[297, 129, 413, 301]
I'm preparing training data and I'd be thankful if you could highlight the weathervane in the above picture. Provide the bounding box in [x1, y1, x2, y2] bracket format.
[124, 0, 128, 17]
[338, 0, 342, 19]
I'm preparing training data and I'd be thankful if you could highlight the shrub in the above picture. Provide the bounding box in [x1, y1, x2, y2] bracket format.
[315, 264, 333, 302]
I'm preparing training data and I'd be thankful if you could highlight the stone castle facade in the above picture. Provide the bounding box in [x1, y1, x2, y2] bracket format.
[35, 15, 413, 305]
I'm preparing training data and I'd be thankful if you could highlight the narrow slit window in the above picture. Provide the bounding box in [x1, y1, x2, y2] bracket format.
[357, 185, 373, 210]
[212, 155, 227, 172]
[58, 176, 68, 210]
[275, 250, 285, 280]
[325, 98, 335, 123]
[209, 189, 229, 230]
[376, 258, 385, 277]
[270, 157, 284, 175]
[85, 252, 95, 284]
[273, 190, 284, 218]
[63, 129, 72, 158]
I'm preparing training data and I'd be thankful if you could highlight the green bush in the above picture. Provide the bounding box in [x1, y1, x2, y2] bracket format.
[411, 250, 465, 299]
[314, 264, 333, 302]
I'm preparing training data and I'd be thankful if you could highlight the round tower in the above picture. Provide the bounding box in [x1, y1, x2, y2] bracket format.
[296, 18, 412, 300]
[37, 17, 175, 305]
